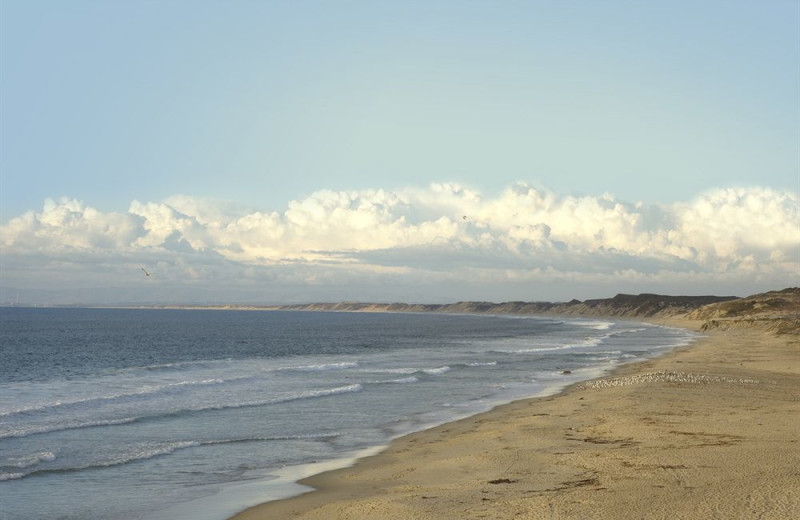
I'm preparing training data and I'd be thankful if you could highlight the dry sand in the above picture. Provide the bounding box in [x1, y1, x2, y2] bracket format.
[231, 318, 800, 519]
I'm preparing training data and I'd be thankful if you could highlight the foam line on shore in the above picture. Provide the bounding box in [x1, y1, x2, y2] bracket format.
[202, 345, 669, 519]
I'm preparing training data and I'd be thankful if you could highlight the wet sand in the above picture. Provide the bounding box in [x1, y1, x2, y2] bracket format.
[231, 318, 800, 519]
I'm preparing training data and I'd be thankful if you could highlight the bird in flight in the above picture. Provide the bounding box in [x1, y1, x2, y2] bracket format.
[141, 267, 151, 277]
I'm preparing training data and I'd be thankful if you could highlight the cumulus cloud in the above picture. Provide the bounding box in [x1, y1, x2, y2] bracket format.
[1, 184, 797, 303]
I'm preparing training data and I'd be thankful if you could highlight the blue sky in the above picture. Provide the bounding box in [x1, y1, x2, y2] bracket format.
[1, 1, 798, 303]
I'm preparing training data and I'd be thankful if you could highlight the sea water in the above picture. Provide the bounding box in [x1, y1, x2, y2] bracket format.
[0, 307, 696, 519]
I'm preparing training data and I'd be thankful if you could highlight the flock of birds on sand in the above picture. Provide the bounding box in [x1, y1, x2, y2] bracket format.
[578, 371, 761, 390]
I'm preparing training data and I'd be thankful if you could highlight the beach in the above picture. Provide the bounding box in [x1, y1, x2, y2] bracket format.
[231, 317, 800, 519]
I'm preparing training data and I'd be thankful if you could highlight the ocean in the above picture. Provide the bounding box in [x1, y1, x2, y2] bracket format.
[0, 307, 696, 519]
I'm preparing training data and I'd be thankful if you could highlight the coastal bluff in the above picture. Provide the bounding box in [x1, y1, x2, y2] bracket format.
[272, 293, 738, 319]
[263, 288, 799, 334]
[158, 287, 800, 336]
[687, 287, 800, 335]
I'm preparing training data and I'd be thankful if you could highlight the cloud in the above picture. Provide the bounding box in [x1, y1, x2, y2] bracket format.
[2, 198, 143, 252]
[1, 184, 797, 303]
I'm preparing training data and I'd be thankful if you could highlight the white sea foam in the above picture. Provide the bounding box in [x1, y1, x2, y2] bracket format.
[0, 417, 140, 440]
[497, 343, 577, 353]
[276, 384, 363, 403]
[0, 384, 363, 439]
[370, 376, 419, 384]
[366, 367, 418, 374]
[2, 435, 348, 482]
[101, 441, 202, 468]
[5, 451, 56, 468]
[279, 362, 359, 372]
[25, 441, 204, 477]
[140, 359, 236, 372]
[203, 432, 342, 445]
[614, 327, 648, 334]
[0, 378, 228, 418]
[504, 332, 624, 354]
[573, 320, 614, 330]
[423, 366, 451, 375]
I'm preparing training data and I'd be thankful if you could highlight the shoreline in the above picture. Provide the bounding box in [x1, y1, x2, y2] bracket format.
[194, 316, 687, 520]
[230, 316, 799, 519]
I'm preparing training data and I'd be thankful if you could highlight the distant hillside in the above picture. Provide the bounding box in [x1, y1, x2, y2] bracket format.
[146, 288, 799, 336]
[687, 287, 800, 335]
[272, 289, 800, 335]
[275, 293, 739, 319]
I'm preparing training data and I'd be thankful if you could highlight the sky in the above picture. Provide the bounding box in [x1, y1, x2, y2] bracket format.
[1, 0, 798, 304]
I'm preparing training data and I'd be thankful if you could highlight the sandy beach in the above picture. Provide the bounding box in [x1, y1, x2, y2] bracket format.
[231, 317, 799, 519]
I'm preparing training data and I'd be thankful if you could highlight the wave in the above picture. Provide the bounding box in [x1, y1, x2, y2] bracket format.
[0, 384, 363, 440]
[11, 358, 360, 413]
[277, 361, 359, 372]
[202, 431, 342, 446]
[0, 417, 140, 440]
[572, 320, 614, 330]
[614, 327, 648, 334]
[362, 366, 451, 376]
[1, 360, 368, 419]
[422, 366, 450, 376]
[574, 350, 623, 357]
[1, 432, 344, 482]
[138, 358, 236, 372]
[493, 343, 579, 354]
[496, 328, 647, 354]
[98, 441, 201, 467]
[368, 376, 419, 384]
[1, 441, 200, 481]
[364, 367, 418, 374]
[129, 355, 383, 376]
[1, 450, 51, 477]
[4, 451, 56, 468]
[0, 378, 228, 418]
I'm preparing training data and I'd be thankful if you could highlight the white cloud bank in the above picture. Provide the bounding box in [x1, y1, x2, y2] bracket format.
[1, 184, 797, 304]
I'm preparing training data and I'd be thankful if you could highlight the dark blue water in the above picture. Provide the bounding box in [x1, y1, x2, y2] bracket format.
[2, 308, 583, 381]
[0, 307, 696, 519]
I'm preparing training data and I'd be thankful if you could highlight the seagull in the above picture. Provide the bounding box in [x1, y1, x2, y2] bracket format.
[462, 215, 467, 220]
[141, 267, 151, 277]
